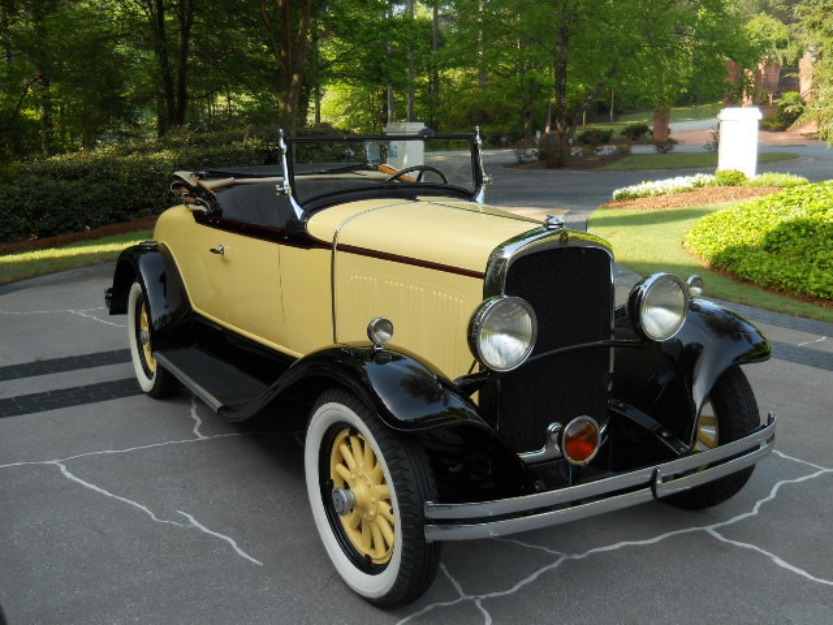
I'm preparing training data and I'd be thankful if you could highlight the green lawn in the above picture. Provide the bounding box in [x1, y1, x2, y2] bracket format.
[0, 230, 152, 285]
[588, 203, 833, 322]
[599, 151, 800, 171]
[582, 103, 724, 135]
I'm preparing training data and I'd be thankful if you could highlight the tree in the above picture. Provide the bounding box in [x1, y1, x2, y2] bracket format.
[116, 0, 197, 135]
[257, 0, 321, 131]
[794, 0, 833, 142]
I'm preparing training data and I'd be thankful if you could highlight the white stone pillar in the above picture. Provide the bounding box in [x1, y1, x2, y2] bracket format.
[384, 121, 426, 170]
[717, 107, 763, 178]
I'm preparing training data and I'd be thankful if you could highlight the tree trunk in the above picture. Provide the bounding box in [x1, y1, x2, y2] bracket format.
[150, 0, 175, 135]
[30, 0, 54, 154]
[429, 1, 440, 129]
[261, 0, 316, 131]
[406, 0, 415, 122]
[550, 15, 573, 167]
[653, 107, 671, 142]
[174, 0, 196, 127]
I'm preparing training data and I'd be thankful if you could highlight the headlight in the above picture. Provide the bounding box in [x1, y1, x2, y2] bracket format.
[628, 273, 689, 342]
[469, 296, 537, 372]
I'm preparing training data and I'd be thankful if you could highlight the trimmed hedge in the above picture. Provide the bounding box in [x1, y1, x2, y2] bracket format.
[685, 181, 833, 300]
[0, 128, 289, 243]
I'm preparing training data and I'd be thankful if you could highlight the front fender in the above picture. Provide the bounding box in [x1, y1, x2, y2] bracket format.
[267, 345, 489, 432]
[229, 345, 540, 501]
[108, 242, 192, 349]
[613, 299, 770, 439]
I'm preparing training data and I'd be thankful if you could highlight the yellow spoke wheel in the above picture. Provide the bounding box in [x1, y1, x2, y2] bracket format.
[305, 389, 441, 608]
[693, 400, 719, 452]
[664, 366, 760, 510]
[330, 429, 395, 565]
[128, 281, 177, 398]
[138, 300, 157, 374]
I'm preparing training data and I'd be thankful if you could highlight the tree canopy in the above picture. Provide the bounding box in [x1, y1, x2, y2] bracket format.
[0, 0, 827, 162]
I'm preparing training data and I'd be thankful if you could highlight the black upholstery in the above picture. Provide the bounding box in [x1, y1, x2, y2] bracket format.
[215, 183, 296, 229]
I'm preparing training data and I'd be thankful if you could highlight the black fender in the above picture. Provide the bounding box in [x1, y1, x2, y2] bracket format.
[108, 242, 192, 350]
[613, 298, 770, 442]
[234, 344, 490, 431]
[231, 345, 540, 500]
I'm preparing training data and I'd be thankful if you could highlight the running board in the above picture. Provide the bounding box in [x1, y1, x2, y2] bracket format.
[155, 347, 268, 413]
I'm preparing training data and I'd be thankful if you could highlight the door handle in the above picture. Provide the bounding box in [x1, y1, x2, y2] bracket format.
[210, 244, 225, 255]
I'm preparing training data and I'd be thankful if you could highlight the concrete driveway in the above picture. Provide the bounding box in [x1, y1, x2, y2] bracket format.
[1, 139, 832, 624]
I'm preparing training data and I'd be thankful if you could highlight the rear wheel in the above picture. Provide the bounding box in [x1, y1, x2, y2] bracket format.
[128, 281, 177, 398]
[304, 389, 440, 608]
[665, 366, 760, 510]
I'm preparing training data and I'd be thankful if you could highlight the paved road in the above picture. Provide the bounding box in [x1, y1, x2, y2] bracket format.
[1, 140, 832, 624]
[482, 123, 833, 229]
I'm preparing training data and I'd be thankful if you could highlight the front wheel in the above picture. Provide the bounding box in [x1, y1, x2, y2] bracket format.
[127, 281, 177, 398]
[304, 389, 441, 608]
[664, 366, 760, 510]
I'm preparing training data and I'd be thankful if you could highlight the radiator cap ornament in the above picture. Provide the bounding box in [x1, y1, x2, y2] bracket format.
[545, 215, 566, 230]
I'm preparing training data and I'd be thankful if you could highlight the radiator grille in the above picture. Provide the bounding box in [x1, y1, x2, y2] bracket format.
[486, 246, 613, 452]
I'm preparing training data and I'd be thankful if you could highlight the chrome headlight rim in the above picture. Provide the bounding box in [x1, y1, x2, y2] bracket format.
[469, 295, 537, 372]
[628, 273, 690, 342]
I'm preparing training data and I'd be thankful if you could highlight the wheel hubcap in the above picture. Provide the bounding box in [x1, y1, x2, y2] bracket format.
[329, 428, 394, 565]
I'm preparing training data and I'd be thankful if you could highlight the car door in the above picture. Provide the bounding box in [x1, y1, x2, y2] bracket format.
[210, 229, 285, 348]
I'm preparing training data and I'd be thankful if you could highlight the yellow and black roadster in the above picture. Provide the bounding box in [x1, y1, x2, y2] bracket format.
[106, 130, 775, 607]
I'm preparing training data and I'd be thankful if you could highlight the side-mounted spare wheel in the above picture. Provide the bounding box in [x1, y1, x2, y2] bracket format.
[664, 366, 760, 510]
[305, 389, 441, 608]
[127, 281, 177, 398]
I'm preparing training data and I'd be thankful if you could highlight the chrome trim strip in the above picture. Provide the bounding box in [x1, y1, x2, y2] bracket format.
[424, 414, 775, 542]
[483, 227, 614, 298]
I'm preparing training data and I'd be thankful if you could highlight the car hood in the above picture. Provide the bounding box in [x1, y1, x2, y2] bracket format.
[306, 198, 542, 276]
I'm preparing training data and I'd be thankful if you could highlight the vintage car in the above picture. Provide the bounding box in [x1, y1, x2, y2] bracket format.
[106, 129, 776, 607]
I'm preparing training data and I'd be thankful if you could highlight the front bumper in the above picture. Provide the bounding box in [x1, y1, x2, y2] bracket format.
[424, 413, 776, 542]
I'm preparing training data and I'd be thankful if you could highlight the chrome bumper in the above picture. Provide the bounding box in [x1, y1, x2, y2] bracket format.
[424, 413, 776, 542]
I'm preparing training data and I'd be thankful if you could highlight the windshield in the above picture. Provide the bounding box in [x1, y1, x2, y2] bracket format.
[287, 134, 480, 206]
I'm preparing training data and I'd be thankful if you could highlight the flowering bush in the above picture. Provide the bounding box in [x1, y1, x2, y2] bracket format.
[611, 172, 808, 201]
[611, 174, 715, 200]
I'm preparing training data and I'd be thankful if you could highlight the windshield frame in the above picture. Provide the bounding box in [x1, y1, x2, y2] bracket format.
[283, 131, 489, 215]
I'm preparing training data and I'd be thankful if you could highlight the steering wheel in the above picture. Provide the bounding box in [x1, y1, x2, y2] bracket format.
[383, 165, 448, 184]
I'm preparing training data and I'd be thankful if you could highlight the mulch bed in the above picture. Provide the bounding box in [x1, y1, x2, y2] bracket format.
[603, 186, 781, 210]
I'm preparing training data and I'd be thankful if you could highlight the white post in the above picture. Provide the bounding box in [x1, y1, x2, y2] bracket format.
[384, 121, 426, 170]
[717, 107, 763, 178]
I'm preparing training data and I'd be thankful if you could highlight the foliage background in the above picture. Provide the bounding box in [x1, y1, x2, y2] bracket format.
[1, 0, 822, 162]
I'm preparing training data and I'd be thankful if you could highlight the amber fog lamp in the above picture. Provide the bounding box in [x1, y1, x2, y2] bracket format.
[628, 273, 689, 342]
[562, 416, 601, 465]
[367, 317, 394, 350]
[469, 296, 537, 372]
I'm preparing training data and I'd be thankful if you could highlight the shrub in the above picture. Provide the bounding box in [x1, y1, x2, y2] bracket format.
[715, 169, 749, 186]
[653, 138, 677, 153]
[685, 181, 833, 300]
[704, 126, 719, 152]
[511, 137, 539, 164]
[576, 128, 614, 147]
[775, 92, 805, 129]
[748, 173, 809, 188]
[0, 127, 328, 243]
[621, 123, 652, 142]
[539, 133, 569, 167]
